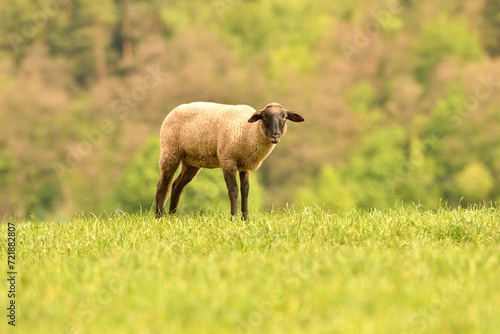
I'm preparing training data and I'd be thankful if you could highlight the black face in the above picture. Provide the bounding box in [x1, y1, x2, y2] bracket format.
[262, 112, 286, 143]
[248, 103, 304, 144]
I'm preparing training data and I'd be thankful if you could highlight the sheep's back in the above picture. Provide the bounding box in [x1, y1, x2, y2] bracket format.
[160, 102, 255, 167]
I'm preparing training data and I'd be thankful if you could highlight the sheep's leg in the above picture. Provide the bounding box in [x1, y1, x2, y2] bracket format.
[169, 162, 200, 215]
[222, 167, 239, 218]
[155, 156, 180, 218]
[239, 171, 250, 220]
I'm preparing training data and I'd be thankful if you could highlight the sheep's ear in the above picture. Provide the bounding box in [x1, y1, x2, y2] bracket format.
[286, 111, 305, 122]
[248, 111, 263, 123]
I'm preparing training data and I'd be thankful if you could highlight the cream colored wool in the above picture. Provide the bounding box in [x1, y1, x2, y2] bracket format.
[159, 102, 283, 172]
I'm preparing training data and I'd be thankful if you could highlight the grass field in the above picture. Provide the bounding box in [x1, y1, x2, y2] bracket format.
[2, 205, 500, 333]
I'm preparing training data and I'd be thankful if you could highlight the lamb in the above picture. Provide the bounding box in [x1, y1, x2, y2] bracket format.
[155, 102, 304, 219]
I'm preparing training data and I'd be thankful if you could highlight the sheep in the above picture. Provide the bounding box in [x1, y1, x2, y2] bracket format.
[155, 102, 304, 219]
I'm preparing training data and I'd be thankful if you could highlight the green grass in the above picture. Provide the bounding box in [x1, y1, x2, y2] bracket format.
[2, 205, 500, 333]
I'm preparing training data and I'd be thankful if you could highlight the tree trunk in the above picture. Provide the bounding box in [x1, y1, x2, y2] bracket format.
[63, 1, 72, 19]
[121, 0, 133, 65]
[94, 23, 107, 85]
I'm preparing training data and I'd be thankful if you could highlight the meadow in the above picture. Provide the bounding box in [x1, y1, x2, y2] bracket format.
[2, 205, 500, 333]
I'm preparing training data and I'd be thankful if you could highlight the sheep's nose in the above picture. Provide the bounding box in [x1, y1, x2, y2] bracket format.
[270, 133, 281, 143]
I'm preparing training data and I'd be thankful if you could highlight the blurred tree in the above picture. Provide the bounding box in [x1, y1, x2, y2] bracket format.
[346, 81, 381, 130]
[70, 0, 118, 85]
[113, 136, 160, 212]
[0, 0, 45, 60]
[482, 0, 500, 56]
[455, 162, 494, 204]
[341, 127, 407, 208]
[395, 136, 441, 207]
[0, 44, 74, 219]
[415, 14, 484, 82]
[299, 129, 442, 210]
[118, 0, 133, 65]
[215, 0, 332, 77]
[297, 165, 355, 210]
[0, 141, 17, 218]
[421, 78, 500, 205]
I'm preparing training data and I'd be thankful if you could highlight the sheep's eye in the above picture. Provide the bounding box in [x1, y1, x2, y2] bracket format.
[261, 115, 267, 121]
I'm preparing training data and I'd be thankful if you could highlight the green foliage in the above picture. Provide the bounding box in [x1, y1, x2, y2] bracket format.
[113, 136, 160, 212]
[296, 128, 406, 209]
[113, 136, 264, 214]
[342, 127, 407, 208]
[428, 81, 467, 134]
[0, 141, 16, 188]
[421, 82, 498, 206]
[482, 0, 500, 56]
[299, 129, 443, 210]
[455, 162, 494, 204]
[381, 14, 404, 32]
[346, 81, 376, 115]
[159, 0, 205, 37]
[346, 81, 381, 129]
[415, 14, 484, 81]
[395, 136, 442, 207]
[215, 0, 331, 75]
[10, 206, 500, 333]
[297, 165, 355, 210]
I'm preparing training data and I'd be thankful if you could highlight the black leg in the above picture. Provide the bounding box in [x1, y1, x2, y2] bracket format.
[240, 171, 250, 220]
[155, 156, 180, 218]
[155, 171, 175, 218]
[169, 162, 200, 215]
[223, 168, 239, 217]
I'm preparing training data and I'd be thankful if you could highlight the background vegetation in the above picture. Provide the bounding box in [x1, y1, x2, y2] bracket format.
[1, 0, 500, 220]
